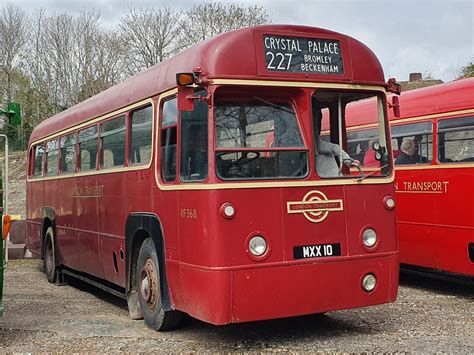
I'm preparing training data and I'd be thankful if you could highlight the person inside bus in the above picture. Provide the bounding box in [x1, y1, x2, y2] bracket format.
[395, 137, 428, 165]
[312, 100, 360, 177]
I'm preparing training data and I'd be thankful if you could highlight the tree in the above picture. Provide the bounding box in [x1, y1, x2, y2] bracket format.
[177, 3, 270, 51]
[458, 59, 474, 78]
[0, 4, 28, 103]
[22, 10, 126, 116]
[119, 6, 181, 75]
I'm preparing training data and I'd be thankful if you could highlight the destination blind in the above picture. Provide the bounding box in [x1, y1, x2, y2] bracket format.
[263, 35, 344, 75]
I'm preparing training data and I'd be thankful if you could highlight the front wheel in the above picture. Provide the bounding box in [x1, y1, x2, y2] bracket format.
[43, 227, 58, 283]
[137, 238, 182, 331]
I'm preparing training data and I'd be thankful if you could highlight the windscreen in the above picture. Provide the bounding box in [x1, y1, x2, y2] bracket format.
[215, 97, 308, 180]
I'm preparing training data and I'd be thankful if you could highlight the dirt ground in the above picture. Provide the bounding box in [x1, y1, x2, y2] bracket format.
[0, 259, 473, 353]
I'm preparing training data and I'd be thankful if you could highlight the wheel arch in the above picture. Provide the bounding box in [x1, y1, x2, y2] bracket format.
[125, 213, 172, 311]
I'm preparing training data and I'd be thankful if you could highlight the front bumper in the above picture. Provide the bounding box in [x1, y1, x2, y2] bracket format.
[172, 252, 399, 325]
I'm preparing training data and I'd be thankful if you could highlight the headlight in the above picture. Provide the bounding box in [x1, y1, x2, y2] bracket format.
[362, 228, 377, 248]
[249, 236, 267, 257]
[362, 273, 377, 292]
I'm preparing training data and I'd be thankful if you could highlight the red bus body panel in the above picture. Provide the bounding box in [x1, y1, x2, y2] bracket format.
[392, 79, 474, 277]
[347, 78, 473, 277]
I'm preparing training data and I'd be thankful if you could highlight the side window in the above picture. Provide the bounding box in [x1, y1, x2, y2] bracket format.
[100, 115, 126, 169]
[391, 122, 432, 165]
[45, 140, 59, 176]
[180, 90, 208, 181]
[160, 97, 178, 182]
[78, 125, 99, 171]
[438, 116, 474, 163]
[33, 144, 45, 177]
[130, 105, 153, 165]
[60, 133, 77, 174]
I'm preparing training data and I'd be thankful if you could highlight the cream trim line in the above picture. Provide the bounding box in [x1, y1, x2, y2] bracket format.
[395, 163, 474, 171]
[154, 175, 395, 191]
[153, 80, 392, 191]
[27, 163, 154, 182]
[212, 79, 387, 92]
[347, 109, 474, 131]
[391, 108, 474, 125]
[27, 98, 155, 182]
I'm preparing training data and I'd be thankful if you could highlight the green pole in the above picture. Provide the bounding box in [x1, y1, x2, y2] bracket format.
[0, 170, 3, 318]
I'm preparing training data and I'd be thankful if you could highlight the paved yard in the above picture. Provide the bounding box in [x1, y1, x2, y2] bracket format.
[0, 260, 473, 352]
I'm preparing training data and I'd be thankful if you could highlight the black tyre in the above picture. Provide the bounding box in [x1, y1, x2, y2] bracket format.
[137, 238, 182, 331]
[43, 227, 58, 283]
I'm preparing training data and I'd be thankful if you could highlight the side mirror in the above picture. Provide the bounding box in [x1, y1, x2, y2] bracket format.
[386, 78, 401, 95]
[177, 86, 195, 111]
[176, 73, 196, 112]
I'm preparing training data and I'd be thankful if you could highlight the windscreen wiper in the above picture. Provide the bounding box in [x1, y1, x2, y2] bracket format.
[253, 97, 294, 114]
[355, 164, 389, 182]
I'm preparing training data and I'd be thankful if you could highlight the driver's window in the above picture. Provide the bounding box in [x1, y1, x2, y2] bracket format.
[160, 97, 178, 182]
[313, 91, 389, 179]
[180, 90, 208, 181]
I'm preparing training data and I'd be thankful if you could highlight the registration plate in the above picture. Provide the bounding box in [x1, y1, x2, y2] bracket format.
[293, 243, 341, 260]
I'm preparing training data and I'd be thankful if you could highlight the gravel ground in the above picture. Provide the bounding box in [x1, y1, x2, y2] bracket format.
[1, 259, 473, 353]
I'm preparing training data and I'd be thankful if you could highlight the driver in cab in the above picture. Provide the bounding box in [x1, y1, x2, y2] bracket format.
[313, 100, 360, 178]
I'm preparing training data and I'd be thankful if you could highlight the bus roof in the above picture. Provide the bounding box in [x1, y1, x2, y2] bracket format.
[388, 77, 474, 122]
[345, 78, 474, 128]
[30, 24, 386, 144]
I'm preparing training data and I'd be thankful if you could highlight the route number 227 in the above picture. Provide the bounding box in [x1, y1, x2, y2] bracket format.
[266, 52, 293, 70]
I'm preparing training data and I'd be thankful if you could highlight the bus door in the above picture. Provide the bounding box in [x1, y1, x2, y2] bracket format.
[391, 122, 438, 269]
[166, 91, 210, 268]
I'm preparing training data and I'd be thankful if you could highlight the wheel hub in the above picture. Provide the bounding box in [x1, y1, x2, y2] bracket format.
[139, 258, 158, 309]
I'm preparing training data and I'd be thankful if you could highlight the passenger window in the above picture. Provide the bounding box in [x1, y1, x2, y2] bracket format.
[78, 126, 99, 171]
[130, 105, 153, 165]
[438, 116, 474, 163]
[60, 134, 76, 174]
[391, 122, 432, 165]
[45, 140, 59, 176]
[33, 144, 45, 177]
[160, 97, 178, 182]
[180, 90, 208, 181]
[100, 115, 126, 169]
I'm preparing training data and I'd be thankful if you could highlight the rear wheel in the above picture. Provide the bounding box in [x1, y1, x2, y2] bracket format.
[43, 227, 58, 283]
[137, 238, 182, 330]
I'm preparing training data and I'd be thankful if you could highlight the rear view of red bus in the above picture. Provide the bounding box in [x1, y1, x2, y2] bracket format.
[26, 25, 399, 330]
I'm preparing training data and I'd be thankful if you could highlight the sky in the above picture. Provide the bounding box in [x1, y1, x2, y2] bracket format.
[7, 0, 474, 82]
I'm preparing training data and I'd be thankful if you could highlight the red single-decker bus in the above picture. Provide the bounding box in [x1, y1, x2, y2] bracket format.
[26, 25, 399, 330]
